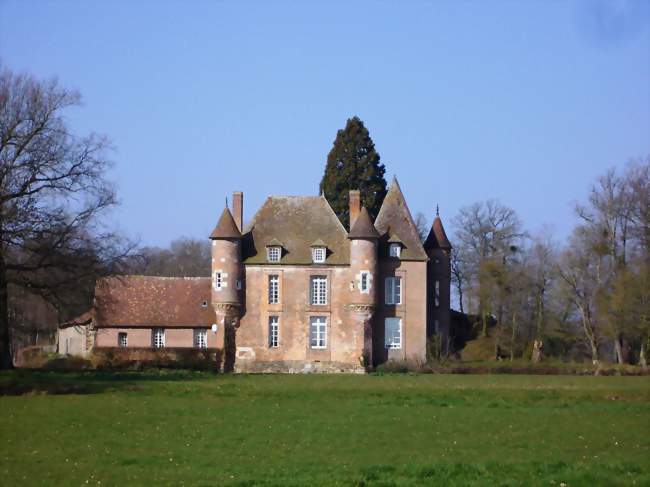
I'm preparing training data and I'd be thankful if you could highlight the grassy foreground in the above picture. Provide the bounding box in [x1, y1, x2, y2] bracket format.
[1, 371, 649, 486]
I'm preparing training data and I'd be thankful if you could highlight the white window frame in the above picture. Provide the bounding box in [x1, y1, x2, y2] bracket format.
[389, 243, 401, 258]
[152, 328, 165, 348]
[310, 276, 328, 305]
[312, 247, 326, 264]
[194, 329, 208, 349]
[214, 272, 222, 290]
[385, 317, 402, 349]
[385, 277, 402, 305]
[268, 275, 280, 304]
[360, 272, 370, 293]
[267, 246, 281, 262]
[118, 332, 128, 348]
[269, 316, 280, 348]
[309, 316, 327, 349]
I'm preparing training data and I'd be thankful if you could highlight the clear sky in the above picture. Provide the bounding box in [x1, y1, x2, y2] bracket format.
[1, 0, 648, 247]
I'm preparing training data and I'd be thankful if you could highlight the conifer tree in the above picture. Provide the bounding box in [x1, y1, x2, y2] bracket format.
[319, 116, 387, 228]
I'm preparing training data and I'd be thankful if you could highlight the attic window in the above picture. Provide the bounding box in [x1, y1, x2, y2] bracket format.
[312, 247, 326, 264]
[267, 246, 281, 262]
[389, 243, 401, 258]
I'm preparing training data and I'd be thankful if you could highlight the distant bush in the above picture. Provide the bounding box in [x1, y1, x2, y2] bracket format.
[91, 347, 223, 372]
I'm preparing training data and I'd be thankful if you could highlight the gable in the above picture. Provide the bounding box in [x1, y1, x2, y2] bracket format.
[374, 178, 428, 261]
[242, 196, 350, 265]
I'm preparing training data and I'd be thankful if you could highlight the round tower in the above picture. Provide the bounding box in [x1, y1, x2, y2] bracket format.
[348, 206, 379, 368]
[423, 210, 452, 355]
[209, 206, 243, 369]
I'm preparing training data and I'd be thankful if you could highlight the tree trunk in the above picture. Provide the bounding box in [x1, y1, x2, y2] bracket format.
[0, 254, 12, 369]
[531, 339, 544, 363]
[510, 312, 517, 362]
[640, 340, 647, 368]
[614, 336, 625, 364]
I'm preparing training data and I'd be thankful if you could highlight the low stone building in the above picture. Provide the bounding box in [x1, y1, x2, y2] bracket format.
[89, 178, 452, 372]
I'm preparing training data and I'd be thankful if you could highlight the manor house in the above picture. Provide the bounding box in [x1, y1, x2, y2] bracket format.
[90, 178, 452, 372]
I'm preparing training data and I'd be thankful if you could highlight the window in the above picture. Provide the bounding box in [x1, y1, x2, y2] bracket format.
[268, 275, 280, 304]
[236, 279, 242, 290]
[434, 319, 440, 334]
[214, 272, 222, 290]
[310, 316, 327, 349]
[360, 272, 369, 293]
[389, 243, 401, 258]
[194, 329, 208, 349]
[118, 332, 128, 348]
[385, 318, 402, 349]
[201, 300, 208, 308]
[267, 246, 281, 262]
[434, 280, 440, 307]
[152, 328, 165, 348]
[269, 316, 280, 347]
[312, 247, 326, 263]
[385, 277, 402, 305]
[310, 276, 328, 305]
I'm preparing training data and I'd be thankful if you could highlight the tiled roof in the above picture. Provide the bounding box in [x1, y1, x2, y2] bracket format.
[209, 207, 242, 239]
[94, 276, 213, 328]
[348, 207, 380, 239]
[374, 178, 428, 261]
[424, 216, 452, 250]
[242, 196, 350, 265]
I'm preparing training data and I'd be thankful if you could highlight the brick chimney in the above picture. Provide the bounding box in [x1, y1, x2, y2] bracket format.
[232, 191, 243, 232]
[349, 190, 361, 230]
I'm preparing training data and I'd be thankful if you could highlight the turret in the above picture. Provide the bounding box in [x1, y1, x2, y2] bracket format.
[423, 208, 452, 352]
[348, 203, 379, 368]
[210, 203, 242, 318]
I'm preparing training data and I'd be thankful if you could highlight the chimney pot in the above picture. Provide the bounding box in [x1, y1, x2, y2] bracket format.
[349, 190, 361, 230]
[232, 191, 243, 232]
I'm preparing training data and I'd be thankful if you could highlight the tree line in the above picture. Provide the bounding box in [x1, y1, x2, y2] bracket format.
[448, 161, 649, 365]
[1, 65, 647, 369]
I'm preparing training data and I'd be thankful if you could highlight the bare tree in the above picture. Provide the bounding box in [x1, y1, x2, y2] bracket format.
[0, 65, 131, 368]
[132, 237, 211, 277]
[414, 212, 429, 243]
[452, 200, 525, 337]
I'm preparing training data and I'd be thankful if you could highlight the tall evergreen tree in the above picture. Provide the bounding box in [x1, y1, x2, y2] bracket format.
[319, 116, 387, 228]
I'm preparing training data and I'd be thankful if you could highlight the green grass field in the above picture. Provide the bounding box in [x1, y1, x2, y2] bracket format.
[1, 371, 649, 486]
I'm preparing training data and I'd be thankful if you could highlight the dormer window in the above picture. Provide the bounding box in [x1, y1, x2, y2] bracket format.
[312, 247, 326, 264]
[267, 246, 281, 262]
[389, 243, 401, 258]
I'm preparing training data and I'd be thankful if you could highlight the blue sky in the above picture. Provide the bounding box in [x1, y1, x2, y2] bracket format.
[1, 0, 648, 247]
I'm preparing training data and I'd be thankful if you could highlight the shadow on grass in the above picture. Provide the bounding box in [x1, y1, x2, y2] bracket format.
[0, 369, 218, 396]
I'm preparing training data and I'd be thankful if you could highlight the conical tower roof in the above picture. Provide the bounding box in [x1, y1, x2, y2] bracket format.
[209, 207, 242, 239]
[424, 216, 452, 250]
[348, 207, 380, 239]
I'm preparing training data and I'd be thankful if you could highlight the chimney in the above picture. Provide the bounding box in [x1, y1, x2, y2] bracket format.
[232, 191, 243, 232]
[349, 190, 361, 230]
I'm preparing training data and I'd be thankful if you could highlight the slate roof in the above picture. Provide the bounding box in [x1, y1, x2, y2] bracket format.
[93, 276, 213, 328]
[424, 216, 452, 250]
[242, 196, 350, 265]
[374, 177, 428, 261]
[209, 207, 242, 239]
[348, 207, 380, 239]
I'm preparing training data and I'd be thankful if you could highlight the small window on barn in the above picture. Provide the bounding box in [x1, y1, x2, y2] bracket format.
[118, 332, 128, 348]
[152, 328, 165, 348]
[194, 329, 208, 349]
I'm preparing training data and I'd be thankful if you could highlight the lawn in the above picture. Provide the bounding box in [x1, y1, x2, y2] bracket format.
[1, 371, 649, 486]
